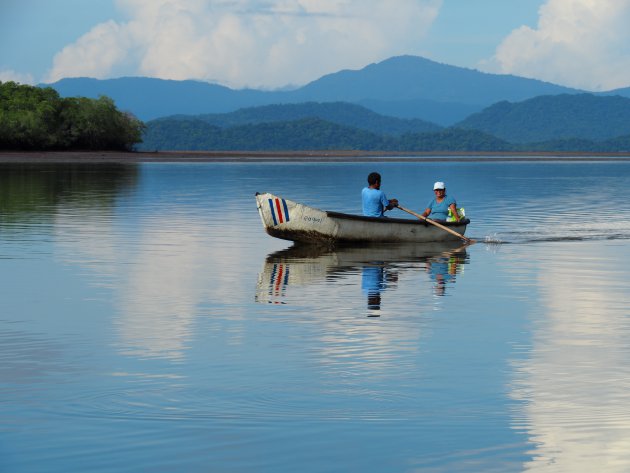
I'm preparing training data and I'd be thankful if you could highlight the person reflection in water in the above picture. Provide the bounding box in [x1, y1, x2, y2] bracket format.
[361, 264, 398, 316]
[426, 253, 463, 296]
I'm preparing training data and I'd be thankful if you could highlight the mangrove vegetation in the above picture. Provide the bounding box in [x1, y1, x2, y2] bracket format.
[0, 81, 145, 151]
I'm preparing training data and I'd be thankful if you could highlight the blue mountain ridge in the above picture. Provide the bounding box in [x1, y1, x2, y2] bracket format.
[43, 55, 602, 125]
[456, 93, 630, 143]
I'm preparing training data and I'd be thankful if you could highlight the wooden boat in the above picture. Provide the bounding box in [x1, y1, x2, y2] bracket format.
[255, 192, 470, 244]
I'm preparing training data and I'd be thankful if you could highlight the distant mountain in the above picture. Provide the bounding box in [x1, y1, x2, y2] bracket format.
[162, 102, 442, 135]
[47, 77, 273, 120]
[357, 98, 482, 126]
[140, 117, 388, 151]
[43, 55, 588, 125]
[455, 94, 630, 143]
[289, 55, 580, 106]
[599, 87, 630, 100]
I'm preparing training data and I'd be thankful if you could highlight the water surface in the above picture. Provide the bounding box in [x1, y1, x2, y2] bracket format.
[2, 159, 630, 472]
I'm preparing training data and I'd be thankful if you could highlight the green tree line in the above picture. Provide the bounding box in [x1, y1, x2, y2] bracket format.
[0, 81, 145, 151]
[456, 94, 630, 143]
[140, 115, 630, 153]
[140, 117, 511, 152]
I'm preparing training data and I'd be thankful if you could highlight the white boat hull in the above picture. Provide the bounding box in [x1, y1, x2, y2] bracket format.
[255, 192, 469, 244]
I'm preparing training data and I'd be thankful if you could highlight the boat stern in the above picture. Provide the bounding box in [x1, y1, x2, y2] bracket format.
[255, 192, 337, 243]
[255, 192, 292, 230]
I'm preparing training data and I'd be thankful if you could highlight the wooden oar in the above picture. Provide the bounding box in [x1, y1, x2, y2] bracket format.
[396, 204, 475, 244]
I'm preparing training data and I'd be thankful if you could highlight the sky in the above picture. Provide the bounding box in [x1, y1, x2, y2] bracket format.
[2, 0, 630, 92]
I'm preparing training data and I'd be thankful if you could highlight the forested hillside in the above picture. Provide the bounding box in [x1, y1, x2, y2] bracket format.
[44, 55, 584, 124]
[140, 111, 630, 153]
[6, 79, 630, 153]
[0, 81, 144, 151]
[456, 94, 630, 143]
[165, 102, 442, 135]
[139, 117, 511, 152]
[142, 117, 389, 151]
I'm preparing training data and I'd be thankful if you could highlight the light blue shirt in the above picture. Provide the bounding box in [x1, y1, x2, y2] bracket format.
[425, 194, 456, 221]
[362, 187, 390, 217]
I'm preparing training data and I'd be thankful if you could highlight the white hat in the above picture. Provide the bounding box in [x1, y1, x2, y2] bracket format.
[433, 181, 445, 190]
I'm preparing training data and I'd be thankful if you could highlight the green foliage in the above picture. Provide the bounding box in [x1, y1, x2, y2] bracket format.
[140, 113, 630, 153]
[141, 117, 387, 151]
[173, 102, 442, 136]
[133, 91, 630, 153]
[457, 94, 630, 143]
[0, 81, 145, 151]
[140, 117, 511, 152]
[395, 128, 511, 152]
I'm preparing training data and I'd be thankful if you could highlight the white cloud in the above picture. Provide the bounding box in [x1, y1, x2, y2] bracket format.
[484, 0, 630, 91]
[44, 0, 441, 88]
[0, 69, 35, 85]
[45, 19, 135, 82]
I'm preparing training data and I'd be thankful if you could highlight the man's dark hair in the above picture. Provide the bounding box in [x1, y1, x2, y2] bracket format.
[367, 172, 381, 186]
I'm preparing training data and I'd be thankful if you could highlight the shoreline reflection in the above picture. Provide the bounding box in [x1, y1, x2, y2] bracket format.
[256, 242, 470, 313]
[0, 163, 139, 227]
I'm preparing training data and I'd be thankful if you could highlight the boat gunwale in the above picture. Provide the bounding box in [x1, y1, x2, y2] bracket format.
[325, 210, 470, 227]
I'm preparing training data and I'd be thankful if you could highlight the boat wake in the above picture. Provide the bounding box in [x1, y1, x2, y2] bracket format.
[478, 233, 630, 245]
[483, 233, 503, 244]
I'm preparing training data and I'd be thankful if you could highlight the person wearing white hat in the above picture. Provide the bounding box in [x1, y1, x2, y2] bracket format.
[421, 181, 461, 222]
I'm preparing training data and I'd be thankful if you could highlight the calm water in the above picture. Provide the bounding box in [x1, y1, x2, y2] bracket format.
[2, 159, 630, 472]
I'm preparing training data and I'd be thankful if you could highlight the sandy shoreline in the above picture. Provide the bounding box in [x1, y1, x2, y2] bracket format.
[1, 150, 630, 163]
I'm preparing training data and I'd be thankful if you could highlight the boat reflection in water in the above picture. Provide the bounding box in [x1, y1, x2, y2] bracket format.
[256, 242, 469, 314]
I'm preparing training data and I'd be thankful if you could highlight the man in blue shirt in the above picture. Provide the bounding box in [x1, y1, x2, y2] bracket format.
[362, 172, 398, 217]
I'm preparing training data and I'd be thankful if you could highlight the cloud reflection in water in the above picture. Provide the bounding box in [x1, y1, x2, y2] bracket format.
[509, 243, 630, 471]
